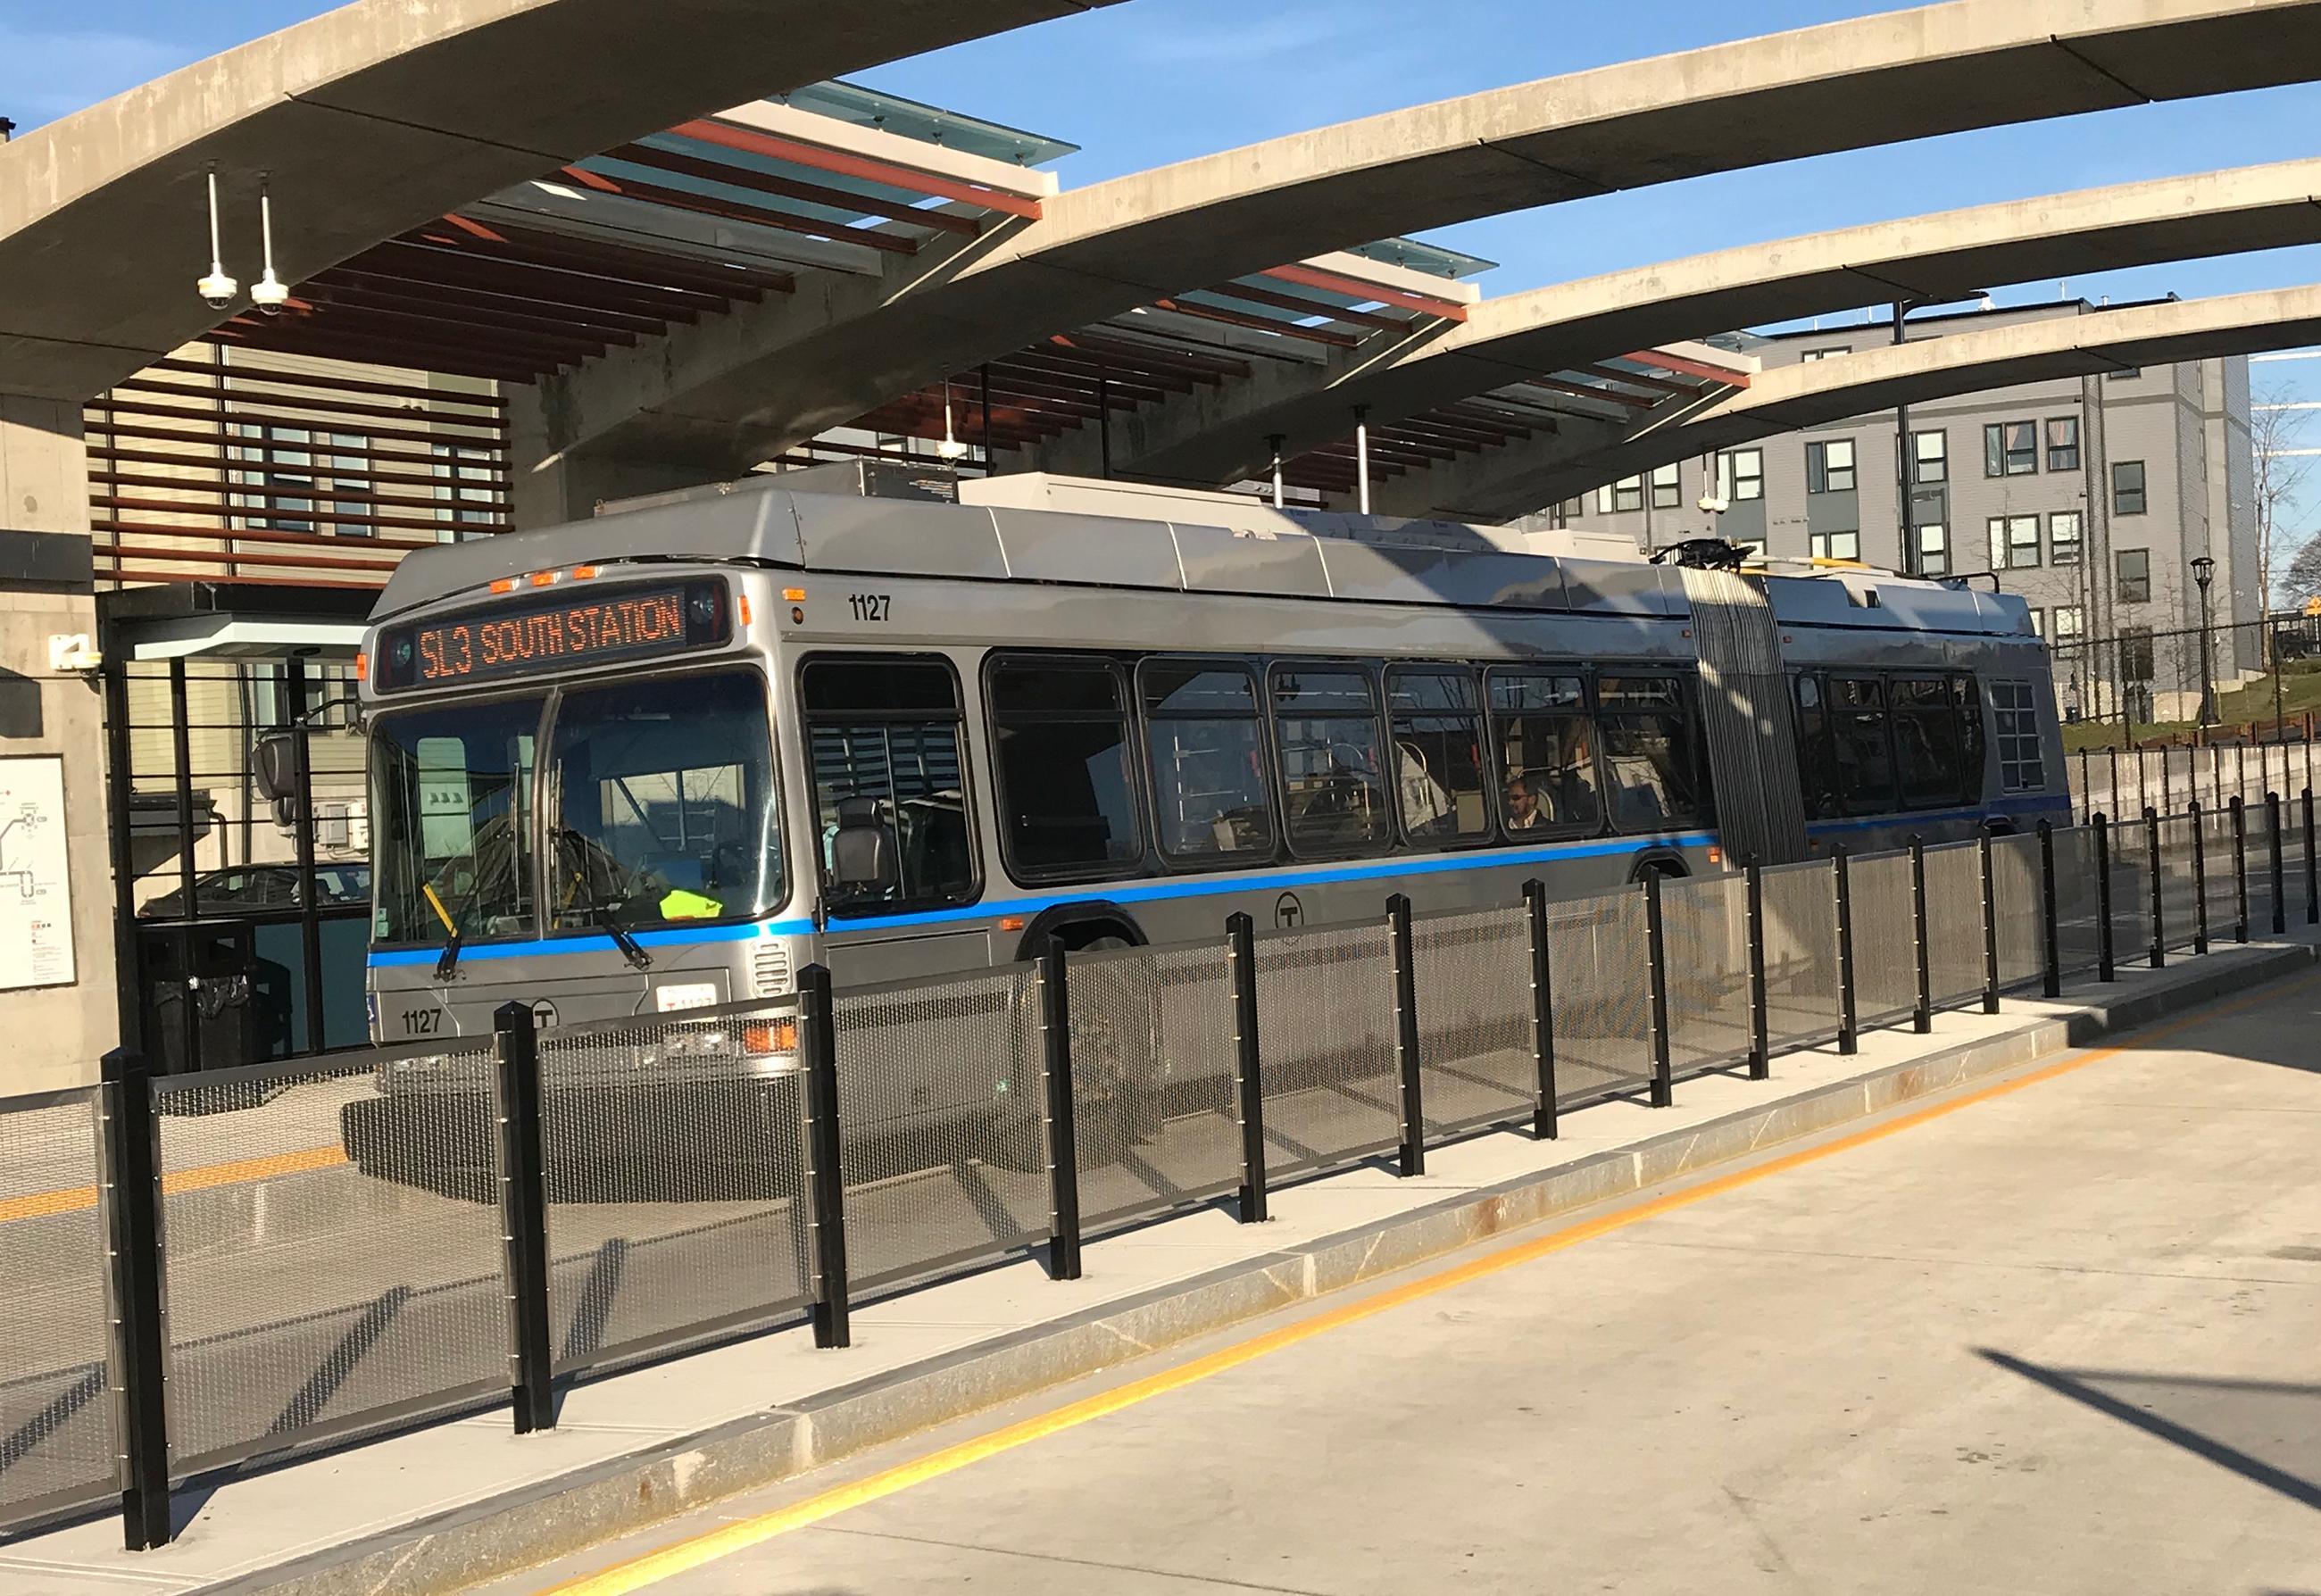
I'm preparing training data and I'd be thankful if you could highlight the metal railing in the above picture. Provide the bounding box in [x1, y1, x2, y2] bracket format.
[8, 801, 2317, 1550]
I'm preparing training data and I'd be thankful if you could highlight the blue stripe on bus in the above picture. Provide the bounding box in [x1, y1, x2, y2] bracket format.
[365, 828, 1718, 968]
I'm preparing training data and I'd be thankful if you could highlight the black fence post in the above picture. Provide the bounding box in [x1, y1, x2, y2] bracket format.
[2306, 787, 2318, 927]
[166, 657, 201, 1076]
[1643, 872, 1675, 1108]
[2190, 799, 2210, 955]
[2268, 792, 2287, 937]
[1909, 836, 1933, 1033]
[2037, 820, 2061, 1000]
[101, 659, 144, 1057]
[101, 1047, 171, 1550]
[798, 964, 851, 1350]
[492, 1002, 555, 1433]
[2146, 807, 2166, 969]
[1227, 914, 1269, 1223]
[2231, 795, 2250, 944]
[1387, 895, 1425, 1176]
[1745, 857, 1771, 1080]
[2093, 814, 2116, 983]
[1834, 847, 1859, 1054]
[1037, 942, 1082, 1282]
[1979, 831, 2001, 1014]
[1523, 880, 1559, 1139]
[283, 654, 326, 1057]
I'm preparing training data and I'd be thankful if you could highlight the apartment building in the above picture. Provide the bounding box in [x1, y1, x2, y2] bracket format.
[1543, 300, 2261, 723]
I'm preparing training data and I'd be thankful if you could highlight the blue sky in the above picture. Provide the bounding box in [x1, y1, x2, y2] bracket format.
[5, 0, 2316, 479]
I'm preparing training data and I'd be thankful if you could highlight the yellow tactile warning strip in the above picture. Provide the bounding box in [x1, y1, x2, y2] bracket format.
[532, 973, 2314, 1596]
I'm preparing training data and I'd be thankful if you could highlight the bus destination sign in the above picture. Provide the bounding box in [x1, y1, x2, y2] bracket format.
[374, 578, 732, 692]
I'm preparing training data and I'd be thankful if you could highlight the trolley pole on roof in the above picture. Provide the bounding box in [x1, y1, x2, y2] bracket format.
[1355, 406, 1371, 515]
[1269, 435, 1285, 509]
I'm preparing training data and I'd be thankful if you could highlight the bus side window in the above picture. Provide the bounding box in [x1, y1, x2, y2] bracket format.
[1487, 670, 1601, 836]
[1139, 661, 1277, 865]
[1830, 677, 1900, 816]
[1793, 674, 1838, 820]
[1991, 679, 2045, 793]
[801, 656, 978, 914]
[1596, 675, 1703, 833]
[1385, 666, 1491, 847]
[1892, 677, 1963, 811]
[1270, 665, 1392, 860]
[987, 657, 1143, 882]
[1953, 677, 1987, 802]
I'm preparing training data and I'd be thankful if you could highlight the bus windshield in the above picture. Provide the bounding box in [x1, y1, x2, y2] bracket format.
[370, 669, 782, 948]
[544, 671, 782, 934]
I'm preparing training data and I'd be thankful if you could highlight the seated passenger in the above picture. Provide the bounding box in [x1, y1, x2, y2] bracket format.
[1505, 777, 1544, 830]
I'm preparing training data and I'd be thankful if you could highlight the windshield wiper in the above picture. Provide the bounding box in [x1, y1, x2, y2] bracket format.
[558, 831, 652, 971]
[426, 884, 474, 984]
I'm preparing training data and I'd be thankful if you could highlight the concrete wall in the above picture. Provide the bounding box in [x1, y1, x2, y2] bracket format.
[0, 400, 120, 1092]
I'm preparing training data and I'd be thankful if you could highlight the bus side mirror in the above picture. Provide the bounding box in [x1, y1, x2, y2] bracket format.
[251, 733, 297, 803]
[831, 798, 898, 893]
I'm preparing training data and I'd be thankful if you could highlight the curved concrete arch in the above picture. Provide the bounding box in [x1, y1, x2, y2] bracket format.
[0, 0, 1119, 401]
[1086, 157, 2321, 487]
[1371, 286, 2321, 521]
[536, 0, 2321, 491]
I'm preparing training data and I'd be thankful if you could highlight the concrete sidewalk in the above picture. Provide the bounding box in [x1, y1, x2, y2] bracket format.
[4, 935, 2313, 1596]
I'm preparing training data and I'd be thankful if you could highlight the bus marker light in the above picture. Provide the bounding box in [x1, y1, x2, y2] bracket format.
[528, 570, 559, 587]
[1707, 845, 1722, 867]
[354, 652, 368, 681]
[998, 916, 1027, 932]
[782, 588, 807, 603]
[738, 595, 753, 626]
[571, 565, 598, 580]
[744, 1018, 798, 1055]
[489, 578, 517, 594]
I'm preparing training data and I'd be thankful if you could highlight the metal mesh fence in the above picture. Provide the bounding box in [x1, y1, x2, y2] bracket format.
[1846, 852, 1918, 1029]
[2155, 812, 2203, 952]
[1253, 919, 1400, 1178]
[157, 1052, 508, 1472]
[1660, 875, 1751, 1076]
[2052, 828, 2104, 981]
[0, 1089, 119, 1530]
[1543, 887, 1655, 1102]
[1988, 833, 2045, 992]
[2201, 805, 2244, 942]
[1759, 860, 1840, 1052]
[2103, 821, 2151, 966]
[537, 1002, 810, 1377]
[1922, 841, 1986, 1006]
[1411, 904, 1537, 1136]
[1068, 941, 1241, 1230]
[831, 966, 1049, 1293]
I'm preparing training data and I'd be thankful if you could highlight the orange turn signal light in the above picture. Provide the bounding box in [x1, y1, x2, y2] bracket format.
[353, 652, 368, 681]
[489, 578, 517, 594]
[571, 564, 598, 580]
[782, 587, 807, 603]
[528, 570, 558, 587]
[743, 1018, 800, 1055]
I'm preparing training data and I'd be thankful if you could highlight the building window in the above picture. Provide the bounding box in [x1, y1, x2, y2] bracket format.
[2053, 605, 2085, 645]
[1556, 497, 1585, 519]
[1914, 523, 1950, 577]
[1991, 680, 2045, 793]
[2049, 511, 2083, 567]
[2046, 416, 2081, 472]
[1989, 514, 2042, 569]
[2117, 548, 2151, 604]
[1650, 463, 1681, 509]
[1911, 430, 1947, 485]
[1984, 420, 2037, 478]
[1811, 530, 1861, 562]
[1718, 448, 1764, 503]
[2112, 460, 2148, 516]
[1806, 438, 1856, 495]
[1801, 346, 1851, 362]
[2026, 607, 2045, 639]
[1598, 476, 1645, 514]
[2119, 627, 2155, 683]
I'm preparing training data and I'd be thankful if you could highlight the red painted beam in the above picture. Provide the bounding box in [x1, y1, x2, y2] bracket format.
[1264, 262, 1468, 322]
[1621, 348, 1753, 387]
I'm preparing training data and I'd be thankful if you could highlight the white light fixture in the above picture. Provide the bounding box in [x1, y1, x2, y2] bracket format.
[196, 167, 238, 311]
[250, 174, 288, 315]
[936, 383, 969, 461]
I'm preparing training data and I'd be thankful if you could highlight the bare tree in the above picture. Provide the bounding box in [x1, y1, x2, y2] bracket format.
[2252, 381, 2317, 611]
[2285, 534, 2321, 611]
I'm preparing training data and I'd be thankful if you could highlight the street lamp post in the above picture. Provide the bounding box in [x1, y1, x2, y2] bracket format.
[2192, 555, 2218, 727]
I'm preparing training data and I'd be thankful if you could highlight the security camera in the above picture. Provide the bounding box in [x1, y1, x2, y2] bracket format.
[198, 270, 240, 312]
[251, 273, 288, 315]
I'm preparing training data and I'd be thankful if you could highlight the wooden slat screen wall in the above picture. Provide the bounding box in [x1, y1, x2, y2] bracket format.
[84, 344, 512, 590]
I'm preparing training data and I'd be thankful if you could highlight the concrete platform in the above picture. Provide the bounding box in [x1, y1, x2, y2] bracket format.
[3, 934, 2311, 1596]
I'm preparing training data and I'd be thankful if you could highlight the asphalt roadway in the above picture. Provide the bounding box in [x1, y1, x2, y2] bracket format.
[488, 971, 2321, 1596]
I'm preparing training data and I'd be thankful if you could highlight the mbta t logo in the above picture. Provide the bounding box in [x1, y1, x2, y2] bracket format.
[1273, 891, 1304, 929]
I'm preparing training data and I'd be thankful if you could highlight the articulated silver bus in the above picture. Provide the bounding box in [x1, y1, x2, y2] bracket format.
[343, 467, 2062, 1164]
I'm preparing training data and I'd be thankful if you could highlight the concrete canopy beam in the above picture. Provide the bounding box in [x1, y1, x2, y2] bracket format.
[544, 0, 2321, 482]
[1374, 286, 2321, 521]
[0, 0, 1123, 403]
[1098, 157, 2321, 487]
